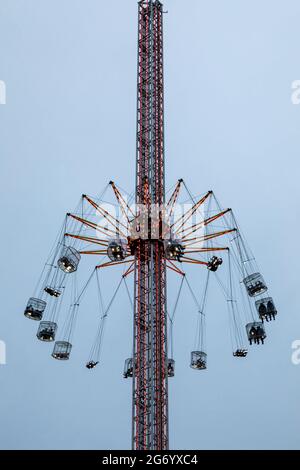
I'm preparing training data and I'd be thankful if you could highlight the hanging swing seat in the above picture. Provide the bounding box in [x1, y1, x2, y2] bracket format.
[86, 360, 99, 369]
[190, 351, 207, 370]
[233, 349, 248, 357]
[52, 341, 72, 360]
[255, 297, 277, 322]
[207, 256, 223, 272]
[107, 239, 127, 262]
[164, 239, 184, 262]
[44, 286, 62, 298]
[167, 358, 175, 377]
[246, 322, 266, 345]
[37, 321, 57, 342]
[58, 246, 81, 273]
[124, 358, 134, 378]
[24, 297, 46, 321]
[243, 273, 267, 297]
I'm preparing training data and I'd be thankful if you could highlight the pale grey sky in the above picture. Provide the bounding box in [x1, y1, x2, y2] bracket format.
[0, 0, 299, 449]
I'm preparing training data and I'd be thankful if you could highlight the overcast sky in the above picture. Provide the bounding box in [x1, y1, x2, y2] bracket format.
[0, 0, 300, 450]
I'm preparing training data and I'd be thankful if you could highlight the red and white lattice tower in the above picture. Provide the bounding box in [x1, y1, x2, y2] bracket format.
[132, 0, 168, 450]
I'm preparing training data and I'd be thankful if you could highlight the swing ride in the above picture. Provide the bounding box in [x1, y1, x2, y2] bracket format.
[23, 0, 278, 451]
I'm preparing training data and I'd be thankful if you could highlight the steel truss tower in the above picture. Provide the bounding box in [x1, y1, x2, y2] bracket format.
[133, 0, 168, 450]
[23, 0, 278, 455]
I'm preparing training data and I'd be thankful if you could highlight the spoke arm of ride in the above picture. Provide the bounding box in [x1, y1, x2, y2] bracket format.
[83, 194, 128, 237]
[183, 228, 237, 247]
[184, 247, 229, 254]
[110, 181, 135, 221]
[96, 258, 134, 269]
[67, 213, 121, 239]
[79, 250, 107, 255]
[65, 233, 108, 247]
[166, 259, 185, 276]
[181, 208, 232, 240]
[166, 179, 182, 218]
[171, 190, 212, 234]
[122, 261, 135, 278]
[180, 256, 208, 266]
